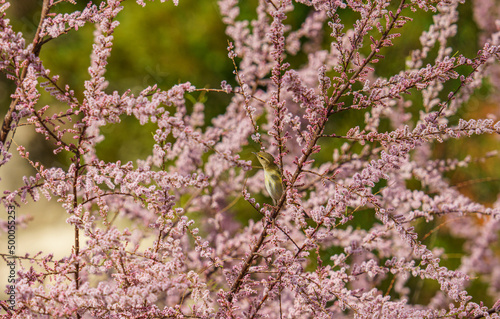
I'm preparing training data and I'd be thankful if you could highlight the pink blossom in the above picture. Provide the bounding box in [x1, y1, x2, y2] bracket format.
[2, 0, 500, 318]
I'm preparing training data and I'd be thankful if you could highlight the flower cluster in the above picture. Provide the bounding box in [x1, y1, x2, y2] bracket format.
[2, 0, 500, 318]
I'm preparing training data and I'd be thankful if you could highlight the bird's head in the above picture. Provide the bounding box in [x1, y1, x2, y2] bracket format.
[253, 151, 277, 170]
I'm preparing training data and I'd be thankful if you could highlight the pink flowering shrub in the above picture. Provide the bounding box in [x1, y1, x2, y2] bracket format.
[2, 0, 500, 318]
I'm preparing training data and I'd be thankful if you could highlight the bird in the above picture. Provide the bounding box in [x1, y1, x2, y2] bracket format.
[253, 151, 283, 206]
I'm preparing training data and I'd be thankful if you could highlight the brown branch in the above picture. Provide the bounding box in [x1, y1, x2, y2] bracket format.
[194, 87, 266, 104]
[0, 0, 51, 145]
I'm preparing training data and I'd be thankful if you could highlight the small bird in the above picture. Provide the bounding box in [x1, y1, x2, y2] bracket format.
[253, 151, 283, 205]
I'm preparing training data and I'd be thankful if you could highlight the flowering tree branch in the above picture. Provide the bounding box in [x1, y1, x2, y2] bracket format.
[2, 0, 500, 318]
[0, 0, 50, 146]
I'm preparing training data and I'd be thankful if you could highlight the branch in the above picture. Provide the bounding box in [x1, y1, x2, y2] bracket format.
[226, 0, 409, 308]
[0, 0, 51, 145]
